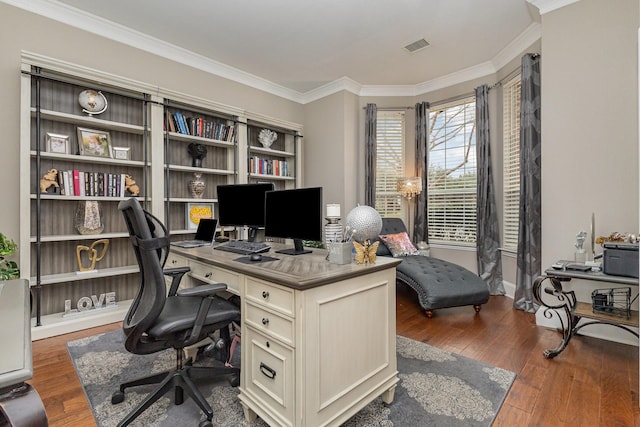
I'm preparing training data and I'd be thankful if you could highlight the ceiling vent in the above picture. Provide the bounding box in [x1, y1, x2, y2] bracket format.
[404, 38, 430, 54]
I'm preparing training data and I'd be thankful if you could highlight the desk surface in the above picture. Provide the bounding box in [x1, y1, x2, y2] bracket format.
[172, 243, 401, 290]
[544, 267, 639, 286]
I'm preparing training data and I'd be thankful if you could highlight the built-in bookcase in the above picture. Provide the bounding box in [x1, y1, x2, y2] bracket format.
[21, 63, 153, 338]
[19, 53, 303, 339]
[247, 120, 300, 191]
[163, 101, 237, 234]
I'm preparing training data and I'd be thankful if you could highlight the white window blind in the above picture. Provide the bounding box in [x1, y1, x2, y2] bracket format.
[427, 97, 477, 245]
[503, 74, 521, 251]
[375, 110, 405, 217]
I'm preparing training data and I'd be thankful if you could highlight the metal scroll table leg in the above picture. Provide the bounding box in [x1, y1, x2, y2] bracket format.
[532, 275, 577, 359]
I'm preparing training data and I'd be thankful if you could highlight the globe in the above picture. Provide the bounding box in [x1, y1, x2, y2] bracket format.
[78, 89, 108, 116]
[345, 205, 382, 243]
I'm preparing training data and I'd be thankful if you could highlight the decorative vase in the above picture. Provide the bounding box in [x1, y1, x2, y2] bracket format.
[188, 173, 206, 199]
[75, 200, 104, 235]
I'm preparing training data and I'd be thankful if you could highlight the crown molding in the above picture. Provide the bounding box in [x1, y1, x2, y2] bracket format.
[527, 0, 581, 15]
[6, 0, 542, 104]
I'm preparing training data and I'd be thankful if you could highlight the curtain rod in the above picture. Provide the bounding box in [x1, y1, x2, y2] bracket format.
[362, 106, 414, 110]
[489, 66, 521, 90]
[428, 92, 474, 109]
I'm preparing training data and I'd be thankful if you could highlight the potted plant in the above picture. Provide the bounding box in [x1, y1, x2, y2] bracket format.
[0, 233, 20, 280]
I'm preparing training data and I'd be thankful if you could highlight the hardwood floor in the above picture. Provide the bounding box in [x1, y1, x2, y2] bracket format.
[29, 284, 640, 426]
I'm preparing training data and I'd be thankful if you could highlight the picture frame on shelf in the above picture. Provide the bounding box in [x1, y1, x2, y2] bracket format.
[76, 127, 113, 158]
[46, 132, 71, 154]
[112, 146, 131, 160]
[185, 203, 214, 230]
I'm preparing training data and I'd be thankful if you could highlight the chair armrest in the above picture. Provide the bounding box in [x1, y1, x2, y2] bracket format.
[176, 282, 227, 297]
[164, 266, 190, 296]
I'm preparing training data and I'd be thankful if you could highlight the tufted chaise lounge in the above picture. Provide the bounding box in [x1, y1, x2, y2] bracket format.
[374, 218, 490, 318]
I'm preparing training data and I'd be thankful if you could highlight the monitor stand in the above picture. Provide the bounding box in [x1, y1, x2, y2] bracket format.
[275, 239, 312, 255]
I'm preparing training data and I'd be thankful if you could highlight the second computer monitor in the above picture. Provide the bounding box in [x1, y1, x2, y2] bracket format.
[264, 187, 323, 255]
[216, 182, 274, 242]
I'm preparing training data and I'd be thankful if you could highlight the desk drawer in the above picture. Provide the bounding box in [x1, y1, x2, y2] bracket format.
[165, 254, 191, 291]
[243, 326, 294, 422]
[189, 260, 241, 295]
[244, 279, 294, 317]
[245, 300, 294, 346]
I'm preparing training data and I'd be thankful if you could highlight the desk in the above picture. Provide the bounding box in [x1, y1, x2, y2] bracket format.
[533, 267, 639, 359]
[171, 243, 401, 427]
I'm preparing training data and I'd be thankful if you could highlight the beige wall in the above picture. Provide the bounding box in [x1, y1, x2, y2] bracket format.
[541, 0, 638, 267]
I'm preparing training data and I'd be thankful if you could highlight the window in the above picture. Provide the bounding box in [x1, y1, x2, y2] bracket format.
[427, 97, 477, 245]
[502, 74, 521, 251]
[375, 110, 405, 217]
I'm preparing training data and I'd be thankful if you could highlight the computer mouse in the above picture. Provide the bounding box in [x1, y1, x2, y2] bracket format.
[250, 254, 263, 262]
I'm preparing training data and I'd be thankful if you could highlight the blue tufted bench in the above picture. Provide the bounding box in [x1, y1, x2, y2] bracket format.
[374, 218, 490, 318]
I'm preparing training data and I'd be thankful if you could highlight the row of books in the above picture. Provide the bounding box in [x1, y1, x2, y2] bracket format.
[168, 111, 235, 142]
[248, 156, 290, 177]
[56, 170, 132, 197]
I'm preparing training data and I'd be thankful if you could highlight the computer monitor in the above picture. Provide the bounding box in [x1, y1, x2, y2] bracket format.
[264, 187, 323, 255]
[216, 182, 274, 242]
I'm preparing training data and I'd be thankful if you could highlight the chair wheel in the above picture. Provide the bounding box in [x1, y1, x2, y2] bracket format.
[111, 391, 125, 404]
[198, 420, 213, 427]
[228, 374, 240, 387]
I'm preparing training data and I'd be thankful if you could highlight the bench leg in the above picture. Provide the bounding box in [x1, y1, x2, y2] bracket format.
[424, 309, 434, 318]
[474, 304, 482, 313]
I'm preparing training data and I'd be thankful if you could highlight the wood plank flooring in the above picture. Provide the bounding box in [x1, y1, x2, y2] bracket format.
[28, 284, 640, 426]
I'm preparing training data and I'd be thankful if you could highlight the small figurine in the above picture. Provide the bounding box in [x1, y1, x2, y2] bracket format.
[188, 143, 207, 167]
[124, 174, 140, 196]
[40, 168, 59, 193]
[353, 240, 380, 265]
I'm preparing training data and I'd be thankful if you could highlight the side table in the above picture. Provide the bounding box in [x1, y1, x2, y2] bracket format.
[533, 267, 639, 358]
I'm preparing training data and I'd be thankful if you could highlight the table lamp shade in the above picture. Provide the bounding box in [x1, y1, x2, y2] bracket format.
[397, 177, 422, 199]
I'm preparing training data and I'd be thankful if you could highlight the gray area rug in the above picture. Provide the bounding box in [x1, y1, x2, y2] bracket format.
[67, 330, 515, 426]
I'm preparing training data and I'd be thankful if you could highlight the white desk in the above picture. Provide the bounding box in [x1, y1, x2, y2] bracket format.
[171, 244, 401, 427]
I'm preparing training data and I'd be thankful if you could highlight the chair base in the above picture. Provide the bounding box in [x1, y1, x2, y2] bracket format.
[112, 363, 240, 427]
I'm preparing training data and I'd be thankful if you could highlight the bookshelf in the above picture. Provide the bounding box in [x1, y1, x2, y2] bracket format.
[20, 61, 154, 336]
[163, 101, 237, 235]
[19, 54, 303, 339]
[246, 120, 301, 191]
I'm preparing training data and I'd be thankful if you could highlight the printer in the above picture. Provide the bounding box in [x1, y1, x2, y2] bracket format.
[603, 242, 639, 278]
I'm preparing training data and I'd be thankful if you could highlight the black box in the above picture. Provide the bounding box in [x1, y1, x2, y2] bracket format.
[603, 242, 639, 278]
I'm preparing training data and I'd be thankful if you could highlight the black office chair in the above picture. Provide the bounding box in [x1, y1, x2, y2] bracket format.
[112, 198, 240, 427]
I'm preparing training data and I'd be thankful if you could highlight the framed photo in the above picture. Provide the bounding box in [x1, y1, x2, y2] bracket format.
[186, 203, 214, 230]
[112, 146, 131, 160]
[76, 127, 113, 158]
[46, 133, 70, 154]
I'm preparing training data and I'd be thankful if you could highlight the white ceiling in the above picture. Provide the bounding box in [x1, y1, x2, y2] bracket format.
[10, 0, 548, 102]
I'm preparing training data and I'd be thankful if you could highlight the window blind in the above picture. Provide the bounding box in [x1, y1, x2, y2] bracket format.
[502, 74, 521, 251]
[427, 97, 477, 245]
[375, 110, 405, 217]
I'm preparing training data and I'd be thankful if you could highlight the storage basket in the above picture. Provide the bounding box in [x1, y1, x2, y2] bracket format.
[591, 287, 631, 319]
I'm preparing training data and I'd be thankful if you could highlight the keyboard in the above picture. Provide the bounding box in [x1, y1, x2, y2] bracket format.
[214, 240, 271, 255]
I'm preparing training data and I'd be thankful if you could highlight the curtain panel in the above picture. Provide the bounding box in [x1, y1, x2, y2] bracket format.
[514, 53, 542, 313]
[475, 85, 504, 295]
[364, 103, 377, 207]
[414, 101, 429, 242]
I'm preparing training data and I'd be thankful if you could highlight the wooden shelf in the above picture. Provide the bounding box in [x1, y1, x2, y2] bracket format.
[575, 301, 639, 328]
[31, 265, 139, 286]
[32, 150, 147, 167]
[31, 109, 145, 134]
[30, 231, 129, 243]
[166, 131, 234, 148]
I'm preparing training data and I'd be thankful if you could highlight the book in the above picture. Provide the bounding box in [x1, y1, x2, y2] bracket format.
[72, 170, 81, 196]
[57, 171, 65, 195]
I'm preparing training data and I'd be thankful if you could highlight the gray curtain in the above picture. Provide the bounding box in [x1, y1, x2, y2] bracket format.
[414, 101, 429, 243]
[475, 84, 504, 295]
[365, 103, 377, 207]
[513, 53, 542, 313]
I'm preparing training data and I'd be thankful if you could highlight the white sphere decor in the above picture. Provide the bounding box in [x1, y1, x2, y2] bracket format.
[345, 205, 382, 243]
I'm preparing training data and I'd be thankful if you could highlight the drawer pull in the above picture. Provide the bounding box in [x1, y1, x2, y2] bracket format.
[205, 272, 212, 279]
[260, 362, 276, 379]
[262, 291, 269, 299]
[261, 317, 269, 326]
[170, 259, 177, 265]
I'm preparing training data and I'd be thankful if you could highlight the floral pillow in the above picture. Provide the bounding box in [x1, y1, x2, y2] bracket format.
[378, 232, 419, 257]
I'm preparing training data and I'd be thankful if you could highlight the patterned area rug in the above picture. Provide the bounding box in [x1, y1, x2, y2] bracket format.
[67, 330, 515, 426]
